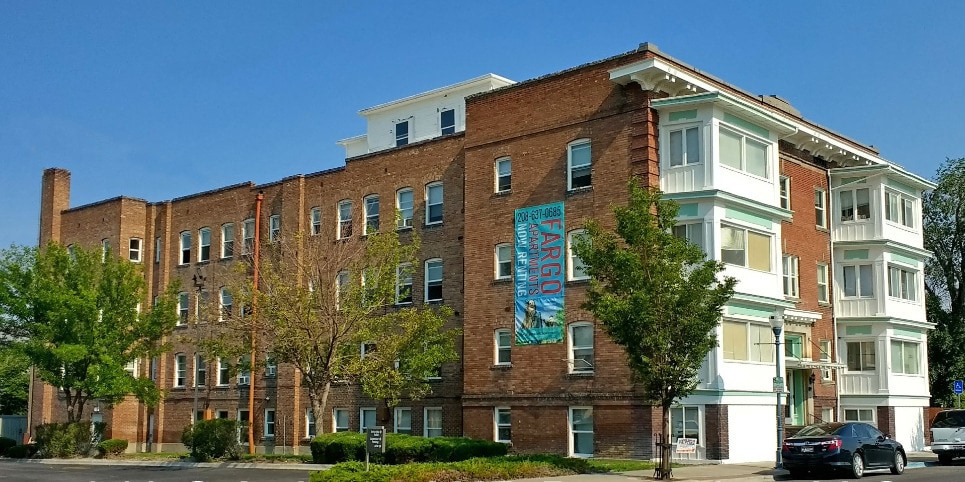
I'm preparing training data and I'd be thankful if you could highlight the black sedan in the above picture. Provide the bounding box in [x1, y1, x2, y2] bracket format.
[781, 422, 905, 479]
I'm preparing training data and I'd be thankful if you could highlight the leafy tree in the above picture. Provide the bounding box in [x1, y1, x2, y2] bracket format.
[924, 158, 965, 407]
[215, 228, 458, 438]
[0, 345, 29, 414]
[572, 181, 736, 478]
[0, 243, 180, 422]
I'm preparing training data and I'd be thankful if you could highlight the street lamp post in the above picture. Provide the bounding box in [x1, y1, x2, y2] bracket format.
[192, 271, 206, 424]
[769, 314, 785, 470]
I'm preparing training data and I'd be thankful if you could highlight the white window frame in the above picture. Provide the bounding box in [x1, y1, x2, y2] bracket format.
[779, 176, 790, 210]
[495, 157, 512, 193]
[219, 287, 232, 321]
[396, 263, 413, 305]
[668, 125, 701, 167]
[198, 227, 211, 262]
[670, 405, 701, 444]
[237, 356, 250, 386]
[217, 357, 230, 387]
[842, 264, 874, 298]
[179, 231, 191, 265]
[672, 222, 704, 251]
[782, 255, 799, 298]
[846, 340, 876, 372]
[395, 120, 409, 147]
[718, 125, 770, 179]
[817, 263, 829, 304]
[495, 243, 512, 280]
[242, 218, 255, 255]
[305, 409, 316, 439]
[819, 339, 833, 381]
[839, 187, 872, 223]
[721, 320, 774, 362]
[265, 356, 276, 377]
[568, 406, 594, 457]
[221, 223, 234, 259]
[568, 322, 594, 374]
[397, 188, 414, 229]
[394, 407, 412, 434]
[440, 108, 455, 135]
[264, 408, 275, 438]
[154, 237, 161, 264]
[177, 292, 189, 326]
[885, 190, 915, 228]
[359, 407, 376, 433]
[720, 224, 772, 272]
[887, 264, 918, 301]
[843, 408, 875, 424]
[814, 189, 827, 228]
[194, 354, 206, 388]
[269, 215, 280, 242]
[129, 238, 142, 262]
[567, 139, 592, 191]
[567, 230, 589, 281]
[337, 200, 353, 239]
[425, 258, 443, 302]
[102, 238, 111, 261]
[333, 408, 349, 432]
[174, 353, 187, 387]
[310, 207, 322, 236]
[364, 195, 380, 235]
[426, 182, 443, 225]
[335, 271, 349, 310]
[891, 339, 921, 375]
[424, 407, 443, 438]
[495, 329, 511, 366]
[494, 407, 511, 443]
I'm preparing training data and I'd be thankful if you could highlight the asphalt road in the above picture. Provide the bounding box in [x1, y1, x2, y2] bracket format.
[0, 463, 318, 482]
[783, 463, 962, 482]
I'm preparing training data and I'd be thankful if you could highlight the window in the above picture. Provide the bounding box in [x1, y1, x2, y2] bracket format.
[269, 215, 280, 242]
[495, 329, 512, 365]
[844, 408, 875, 424]
[180, 231, 191, 264]
[237, 356, 250, 386]
[568, 323, 594, 373]
[671, 406, 700, 443]
[495, 157, 511, 192]
[668, 126, 700, 167]
[821, 407, 834, 423]
[568, 230, 589, 280]
[310, 207, 321, 235]
[395, 120, 409, 147]
[842, 264, 874, 298]
[846, 341, 876, 371]
[264, 409, 275, 438]
[360, 342, 376, 360]
[394, 407, 412, 434]
[782, 255, 799, 298]
[217, 358, 230, 386]
[221, 223, 234, 258]
[817, 263, 829, 303]
[426, 182, 443, 225]
[495, 407, 511, 443]
[194, 354, 206, 387]
[888, 265, 917, 301]
[425, 259, 443, 302]
[174, 353, 187, 387]
[364, 195, 380, 234]
[719, 126, 769, 179]
[722, 321, 774, 362]
[335, 271, 349, 310]
[397, 188, 414, 228]
[197, 227, 210, 262]
[237, 410, 250, 444]
[102, 238, 111, 261]
[814, 189, 827, 228]
[129, 238, 142, 262]
[150, 357, 158, 381]
[672, 223, 704, 250]
[885, 191, 915, 228]
[124, 358, 139, 376]
[495, 244, 512, 280]
[333, 409, 349, 432]
[839, 188, 871, 222]
[177, 292, 189, 325]
[819, 340, 833, 381]
[567, 140, 592, 190]
[265, 356, 277, 377]
[196, 289, 208, 319]
[154, 237, 161, 264]
[891, 340, 920, 375]
[396, 263, 413, 304]
[305, 409, 316, 438]
[360, 408, 376, 433]
[440, 109, 455, 135]
[337, 200, 353, 238]
[424, 408, 443, 437]
[720, 225, 771, 271]
[569, 407, 593, 457]
[779, 176, 790, 210]
[219, 288, 232, 321]
[242, 218, 255, 255]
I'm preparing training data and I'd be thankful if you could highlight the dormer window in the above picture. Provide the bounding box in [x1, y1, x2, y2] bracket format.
[440, 109, 455, 135]
[395, 121, 409, 147]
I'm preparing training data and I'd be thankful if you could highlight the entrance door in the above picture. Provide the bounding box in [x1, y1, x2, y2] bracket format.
[785, 370, 806, 426]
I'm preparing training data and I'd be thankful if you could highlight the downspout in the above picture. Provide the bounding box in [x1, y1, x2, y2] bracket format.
[827, 169, 842, 423]
[248, 192, 263, 453]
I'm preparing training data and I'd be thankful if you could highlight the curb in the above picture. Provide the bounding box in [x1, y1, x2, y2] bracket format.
[0, 457, 327, 471]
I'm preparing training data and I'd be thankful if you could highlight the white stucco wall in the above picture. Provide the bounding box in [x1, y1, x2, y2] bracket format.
[727, 403, 778, 463]
[894, 406, 926, 451]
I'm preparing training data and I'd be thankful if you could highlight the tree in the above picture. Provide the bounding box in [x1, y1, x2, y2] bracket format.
[572, 180, 736, 478]
[924, 158, 965, 407]
[0, 345, 29, 414]
[216, 228, 458, 438]
[0, 243, 180, 422]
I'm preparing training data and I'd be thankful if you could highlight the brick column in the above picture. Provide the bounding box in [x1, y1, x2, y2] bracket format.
[704, 404, 729, 460]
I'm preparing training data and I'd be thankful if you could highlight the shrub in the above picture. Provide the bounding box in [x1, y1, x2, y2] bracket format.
[181, 419, 240, 462]
[310, 432, 366, 464]
[309, 432, 508, 465]
[309, 455, 590, 482]
[34, 422, 104, 458]
[0, 436, 16, 456]
[427, 436, 507, 462]
[383, 434, 432, 464]
[96, 438, 128, 456]
[5, 443, 38, 459]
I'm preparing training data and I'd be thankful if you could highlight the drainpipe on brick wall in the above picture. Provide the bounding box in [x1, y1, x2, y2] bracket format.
[248, 192, 263, 453]
[827, 169, 843, 423]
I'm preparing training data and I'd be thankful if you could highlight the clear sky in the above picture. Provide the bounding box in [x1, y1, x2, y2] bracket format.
[2, 1, 963, 248]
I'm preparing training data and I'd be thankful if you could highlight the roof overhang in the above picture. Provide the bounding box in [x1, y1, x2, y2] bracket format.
[830, 164, 937, 191]
[651, 91, 798, 137]
[357, 73, 515, 116]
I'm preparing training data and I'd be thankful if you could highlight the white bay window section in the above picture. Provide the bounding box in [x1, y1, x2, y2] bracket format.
[890, 340, 920, 375]
[669, 126, 700, 167]
[885, 191, 915, 228]
[839, 188, 871, 222]
[842, 264, 874, 298]
[720, 225, 771, 272]
[721, 321, 774, 362]
[887, 265, 917, 301]
[719, 126, 768, 179]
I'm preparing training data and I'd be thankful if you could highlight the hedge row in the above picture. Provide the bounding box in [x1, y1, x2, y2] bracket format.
[96, 438, 129, 456]
[309, 432, 507, 464]
[309, 455, 591, 482]
[0, 437, 16, 456]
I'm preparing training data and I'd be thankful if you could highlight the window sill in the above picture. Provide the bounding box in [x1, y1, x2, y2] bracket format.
[491, 364, 512, 371]
[426, 299, 444, 305]
[567, 278, 590, 286]
[492, 278, 512, 285]
[493, 190, 512, 197]
[815, 225, 829, 233]
[566, 186, 593, 196]
[397, 225, 414, 232]
[395, 301, 414, 307]
[565, 372, 594, 379]
[424, 222, 444, 230]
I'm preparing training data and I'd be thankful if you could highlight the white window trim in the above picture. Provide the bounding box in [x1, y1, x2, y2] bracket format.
[819, 339, 833, 381]
[440, 108, 455, 135]
[221, 223, 234, 259]
[842, 407, 876, 425]
[495, 157, 511, 193]
[154, 237, 161, 264]
[718, 124, 771, 180]
[815, 188, 828, 229]
[782, 255, 800, 298]
[129, 238, 142, 262]
[174, 353, 187, 388]
[568, 322, 594, 374]
[817, 263, 830, 304]
[395, 119, 409, 147]
[397, 188, 414, 229]
[425, 182, 443, 226]
[269, 215, 281, 242]
[264, 408, 276, 438]
[177, 292, 189, 326]
[568, 406, 593, 458]
[670, 405, 703, 446]
[845, 340, 877, 372]
[363, 194, 380, 235]
[102, 238, 111, 261]
[219, 288, 232, 321]
[359, 407, 376, 433]
[194, 353, 206, 388]
[495, 243, 512, 280]
[333, 408, 349, 433]
[305, 408, 316, 439]
[494, 407, 511, 443]
[567, 230, 589, 281]
[424, 407, 443, 438]
[237, 356, 250, 386]
[242, 218, 255, 255]
[310, 207, 322, 236]
[720, 223, 773, 272]
[887, 264, 918, 302]
[884, 189, 916, 229]
[666, 124, 701, 167]
[198, 227, 211, 262]
[779, 176, 790, 210]
[179, 231, 191, 265]
[425, 258, 443, 302]
[841, 263, 875, 299]
[567, 139, 592, 191]
[838, 187, 872, 223]
[890, 338, 922, 375]
[396, 263, 413, 305]
[495, 329, 512, 366]
[216, 357, 230, 387]
[394, 407, 412, 434]
[337, 200, 353, 239]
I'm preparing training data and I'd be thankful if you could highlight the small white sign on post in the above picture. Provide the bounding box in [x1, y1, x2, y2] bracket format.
[675, 437, 697, 454]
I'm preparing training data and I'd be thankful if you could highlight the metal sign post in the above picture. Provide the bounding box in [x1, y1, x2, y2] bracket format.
[365, 426, 386, 472]
[954, 380, 963, 408]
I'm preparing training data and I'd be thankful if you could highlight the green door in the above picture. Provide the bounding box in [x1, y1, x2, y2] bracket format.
[785, 369, 806, 426]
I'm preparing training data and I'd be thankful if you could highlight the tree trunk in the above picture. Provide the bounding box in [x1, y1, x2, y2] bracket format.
[660, 404, 672, 480]
[310, 380, 331, 434]
[377, 399, 393, 430]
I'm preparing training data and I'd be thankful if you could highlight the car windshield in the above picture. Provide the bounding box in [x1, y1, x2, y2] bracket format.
[795, 423, 845, 436]
[933, 411, 965, 428]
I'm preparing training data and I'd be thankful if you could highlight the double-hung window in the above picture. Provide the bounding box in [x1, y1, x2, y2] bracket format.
[495, 407, 511, 443]
[194, 354, 206, 387]
[333, 409, 349, 432]
[668, 126, 700, 167]
[846, 341, 876, 371]
[305, 409, 316, 438]
[397, 188, 414, 228]
[102, 238, 111, 261]
[396, 263, 413, 304]
[174, 353, 187, 387]
[842, 264, 874, 298]
[219, 288, 232, 321]
[242, 219, 255, 255]
[337, 200, 353, 238]
[360, 408, 376, 433]
[440, 109, 455, 135]
[817, 263, 830, 303]
[815, 189, 827, 228]
[567, 140, 592, 190]
[221, 223, 234, 258]
[670, 406, 700, 443]
[269, 215, 280, 242]
[567, 230, 589, 280]
[177, 292, 189, 325]
[180, 231, 191, 265]
[888, 265, 917, 301]
[424, 408, 442, 437]
[198, 227, 211, 262]
[568, 323, 594, 373]
[720, 225, 771, 271]
[495, 157, 512, 192]
[335, 271, 349, 310]
[891, 340, 920, 375]
[495, 244, 512, 280]
[264, 409, 275, 438]
[782, 255, 800, 298]
[237, 357, 250, 385]
[885, 191, 915, 228]
[495, 329, 511, 365]
[395, 120, 409, 147]
[364, 195, 380, 234]
[779, 176, 790, 209]
[839, 188, 871, 222]
[394, 407, 412, 434]
[819, 340, 833, 381]
[426, 182, 443, 225]
[425, 259, 443, 302]
[569, 407, 593, 457]
[310, 207, 321, 235]
[844, 408, 875, 424]
[719, 126, 769, 178]
[217, 358, 230, 386]
[129, 238, 142, 262]
[722, 321, 774, 362]
[154, 237, 161, 264]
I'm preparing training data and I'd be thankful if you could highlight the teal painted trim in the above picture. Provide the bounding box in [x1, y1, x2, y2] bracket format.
[893, 328, 922, 339]
[723, 113, 769, 138]
[835, 240, 932, 260]
[831, 165, 937, 190]
[669, 110, 698, 122]
[664, 190, 792, 221]
[846, 326, 872, 336]
[889, 252, 919, 267]
[843, 249, 870, 260]
[887, 179, 917, 196]
[837, 176, 868, 187]
[692, 389, 780, 397]
[731, 292, 798, 309]
[677, 203, 698, 217]
[727, 303, 772, 319]
[650, 91, 797, 135]
[725, 207, 772, 229]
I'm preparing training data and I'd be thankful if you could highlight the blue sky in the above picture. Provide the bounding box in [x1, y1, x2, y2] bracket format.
[2, 1, 964, 248]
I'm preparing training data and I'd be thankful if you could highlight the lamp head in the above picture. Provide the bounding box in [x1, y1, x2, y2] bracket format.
[769, 314, 784, 336]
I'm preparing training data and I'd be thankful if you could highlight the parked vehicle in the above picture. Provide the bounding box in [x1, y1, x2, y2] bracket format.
[931, 409, 965, 465]
[781, 422, 905, 479]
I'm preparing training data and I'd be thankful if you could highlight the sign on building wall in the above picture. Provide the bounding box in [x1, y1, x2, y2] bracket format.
[514, 202, 565, 345]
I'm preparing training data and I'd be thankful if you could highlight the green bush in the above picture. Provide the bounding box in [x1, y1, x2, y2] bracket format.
[0, 436, 16, 456]
[383, 434, 432, 464]
[181, 419, 240, 462]
[427, 436, 507, 462]
[5, 443, 37, 459]
[96, 438, 128, 456]
[309, 432, 508, 465]
[309, 455, 590, 482]
[34, 422, 104, 458]
[310, 432, 366, 464]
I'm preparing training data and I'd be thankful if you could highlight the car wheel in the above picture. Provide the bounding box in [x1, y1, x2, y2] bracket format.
[891, 450, 905, 475]
[939, 453, 953, 465]
[850, 452, 864, 478]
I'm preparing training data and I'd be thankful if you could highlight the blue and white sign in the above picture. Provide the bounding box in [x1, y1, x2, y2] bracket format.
[954, 380, 963, 395]
[514, 202, 565, 345]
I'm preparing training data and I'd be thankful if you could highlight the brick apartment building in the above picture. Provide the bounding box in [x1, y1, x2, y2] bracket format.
[32, 43, 934, 462]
